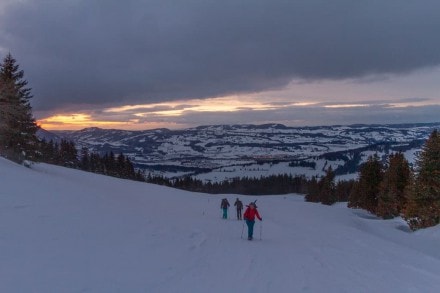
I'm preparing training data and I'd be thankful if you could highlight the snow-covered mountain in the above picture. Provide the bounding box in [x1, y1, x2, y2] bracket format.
[52, 123, 440, 181]
[1, 157, 440, 292]
[36, 127, 62, 143]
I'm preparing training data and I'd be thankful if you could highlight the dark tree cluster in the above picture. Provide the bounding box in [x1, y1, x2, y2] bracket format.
[0, 53, 38, 162]
[305, 167, 355, 205]
[344, 130, 440, 230]
[38, 139, 77, 166]
[348, 155, 384, 214]
[289, 160, 316, 169]
[78, 147, 144, 181]
[146, 174, 311, 195]
[202, 174, 310, 195]
[333, 152, 362, 175]
[376, 153, 411, 219]
[303, 131, 439, 231]
[403, 130, 440, 230]
[37, 138, 144, 181]
[348, 153, 411, 217]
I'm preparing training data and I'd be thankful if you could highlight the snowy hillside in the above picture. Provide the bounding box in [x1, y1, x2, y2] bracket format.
[1, 158, 440, 292]
[52, 123, 440, 181]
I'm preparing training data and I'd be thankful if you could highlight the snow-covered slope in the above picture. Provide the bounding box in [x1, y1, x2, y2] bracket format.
[53, 122, 440, 181]
[1, 158, 439, 292]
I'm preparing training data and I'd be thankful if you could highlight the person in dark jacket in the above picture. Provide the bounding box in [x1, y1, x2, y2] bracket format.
[234, 198, 243, 220]
[243, 202, 262, 240]
[220, 198, 230, 219]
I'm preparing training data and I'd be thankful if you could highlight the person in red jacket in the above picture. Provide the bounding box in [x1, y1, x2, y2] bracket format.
[243, 202, 262, 240]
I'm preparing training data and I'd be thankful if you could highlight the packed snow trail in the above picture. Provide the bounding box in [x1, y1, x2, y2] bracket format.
[1, 158, 440, 292]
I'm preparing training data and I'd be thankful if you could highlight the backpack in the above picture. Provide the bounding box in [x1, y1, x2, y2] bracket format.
[221, 199, 229, 208]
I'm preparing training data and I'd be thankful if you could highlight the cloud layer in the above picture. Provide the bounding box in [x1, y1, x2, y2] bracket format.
[1, 0, 440, 112]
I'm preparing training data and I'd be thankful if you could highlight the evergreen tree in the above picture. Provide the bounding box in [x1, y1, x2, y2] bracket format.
[135, 169, 145, 182]
[377, 153, 411, 219]
[348, 155, 383, 213]
[80, 147, 91, 171]
[0, 53, 38, 162]
[305, 176, 319, 202]
[116, 153, 126, 177]
[335, 179, 355, 202]
[319, 166, 336, 205]
[403, 130, 440, 230]
[39, 139, 57, 163]
[59, 139, 78, 166]
[0, 73, 15, 152]
[90, 153, 102, 173]
[124, 157, 136, 179]
[105, 151, 116, 176]
[348, 181, 362, 208]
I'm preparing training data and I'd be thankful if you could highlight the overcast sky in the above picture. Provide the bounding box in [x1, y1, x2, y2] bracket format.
[1, 0, 440, 130]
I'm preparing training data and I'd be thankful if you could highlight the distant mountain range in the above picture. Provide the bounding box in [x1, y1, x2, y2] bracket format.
[40, 122, 440, 182]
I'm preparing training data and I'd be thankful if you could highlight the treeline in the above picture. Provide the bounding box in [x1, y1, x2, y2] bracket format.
[38, 139, 144, 181]
[146, 172, 355, 202]
[305, 168, 355, 205]
[306, 130, 440, 231]
[169, 174, 311, 195]
[79, 147, 144, 181]
[289, 160, 316, 169]
[38, 139, 78, 166]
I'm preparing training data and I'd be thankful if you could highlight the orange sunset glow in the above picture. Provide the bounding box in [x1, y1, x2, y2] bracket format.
[38, 114, 134, 131]
[37, 96, 319, 130]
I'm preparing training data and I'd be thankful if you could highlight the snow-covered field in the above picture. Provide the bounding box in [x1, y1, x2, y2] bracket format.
[1, 157, 439, 292]
[53, 123, 440, 181]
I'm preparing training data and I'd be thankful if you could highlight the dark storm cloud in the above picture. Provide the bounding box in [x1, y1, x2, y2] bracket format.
[1, 0, 440, 111]
[316, 97, 433, 107]
[170, 104, 440, 128]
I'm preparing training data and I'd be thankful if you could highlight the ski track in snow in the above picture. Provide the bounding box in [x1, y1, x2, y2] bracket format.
[1, 158, 440, 292]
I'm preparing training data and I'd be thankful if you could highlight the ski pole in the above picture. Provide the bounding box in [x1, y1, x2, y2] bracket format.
[241, 221, 245, 239]
[259, 221, 263, 240]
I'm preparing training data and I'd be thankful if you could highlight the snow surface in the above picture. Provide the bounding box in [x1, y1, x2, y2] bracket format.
[1, 157, 440, 292]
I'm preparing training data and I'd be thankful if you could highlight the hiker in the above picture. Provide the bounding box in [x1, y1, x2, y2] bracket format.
[243, 202, 262, 240]
[234, 198, 243, 220]
[220, 198, 230, 219]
